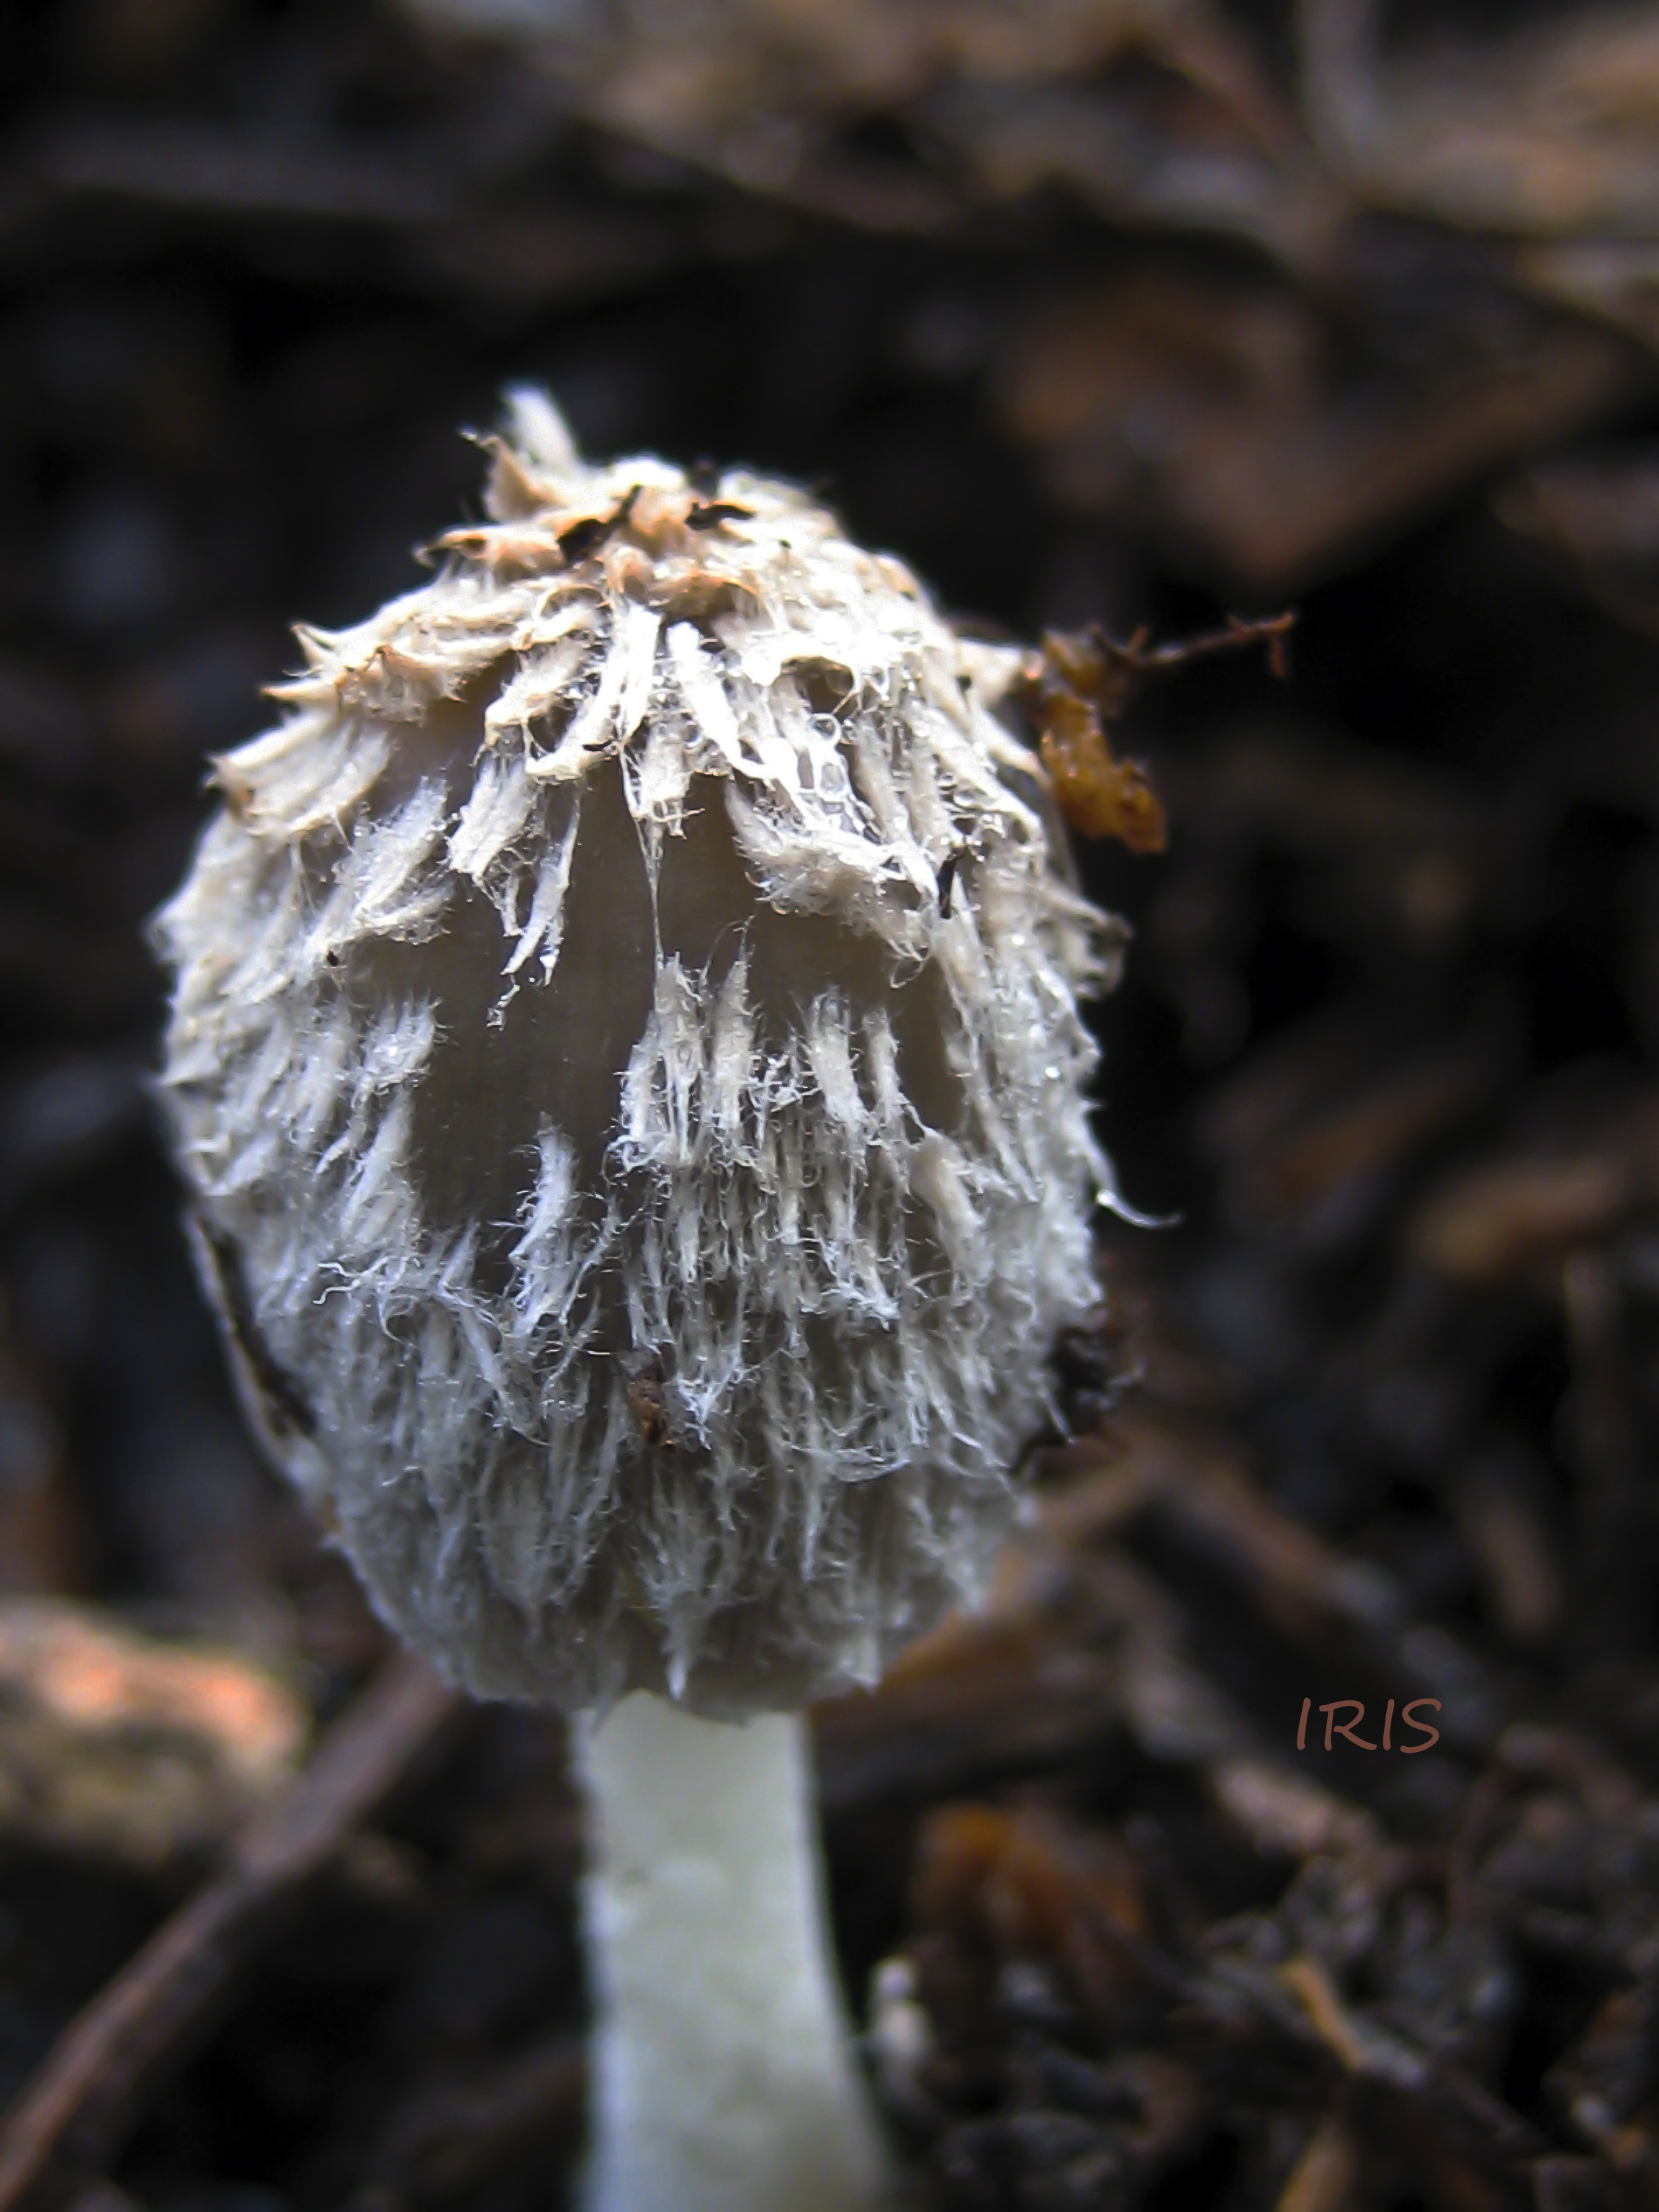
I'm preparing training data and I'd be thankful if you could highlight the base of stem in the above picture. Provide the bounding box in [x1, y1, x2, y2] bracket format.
[577, 1694, 889, 2212]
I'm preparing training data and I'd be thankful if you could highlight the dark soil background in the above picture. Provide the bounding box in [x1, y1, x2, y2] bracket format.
[4, 2, 1659, 2208]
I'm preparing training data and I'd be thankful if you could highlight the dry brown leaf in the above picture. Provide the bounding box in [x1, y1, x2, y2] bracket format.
[0, 1600, 305, 1869]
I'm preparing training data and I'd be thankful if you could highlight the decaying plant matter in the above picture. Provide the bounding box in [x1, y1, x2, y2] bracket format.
[395, 0, 1659, 590]
[1027, 612, 1294, 849]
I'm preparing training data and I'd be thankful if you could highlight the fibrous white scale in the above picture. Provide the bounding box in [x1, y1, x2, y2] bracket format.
[155, 390, 1121, 1718]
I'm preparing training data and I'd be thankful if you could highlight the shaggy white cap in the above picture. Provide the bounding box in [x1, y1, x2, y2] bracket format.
[155, 392, 1120, 1718]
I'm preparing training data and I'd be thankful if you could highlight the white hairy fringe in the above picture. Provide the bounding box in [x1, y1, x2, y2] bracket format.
[155, 391, 1120, 1717]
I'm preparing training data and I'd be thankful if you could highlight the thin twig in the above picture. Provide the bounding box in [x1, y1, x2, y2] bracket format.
[0, 1653, 462, 2212]
[1111, 609, 1298, 680]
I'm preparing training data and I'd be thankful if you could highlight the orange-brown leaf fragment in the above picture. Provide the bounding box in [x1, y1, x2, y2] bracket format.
[1039, 691, 1169, 852]
[912, 1802, 1151, 2028]
[1032, 611, 1292, 850]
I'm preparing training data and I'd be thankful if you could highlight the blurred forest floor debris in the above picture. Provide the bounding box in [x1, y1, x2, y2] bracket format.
[5, 0, 1659, 2208]
[394, 0, 1659, 588]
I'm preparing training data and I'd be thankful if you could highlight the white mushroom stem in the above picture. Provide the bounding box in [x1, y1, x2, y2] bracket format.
[577, 1692, 889, 2212]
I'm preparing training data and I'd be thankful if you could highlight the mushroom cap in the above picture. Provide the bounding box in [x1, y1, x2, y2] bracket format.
[155, 394, 1120, 1717]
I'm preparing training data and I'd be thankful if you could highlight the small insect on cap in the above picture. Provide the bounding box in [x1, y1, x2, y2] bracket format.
[156, 392, 1119, 1717]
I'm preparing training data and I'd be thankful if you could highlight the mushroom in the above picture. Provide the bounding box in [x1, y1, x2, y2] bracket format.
[153, 392, 1121, 2211]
